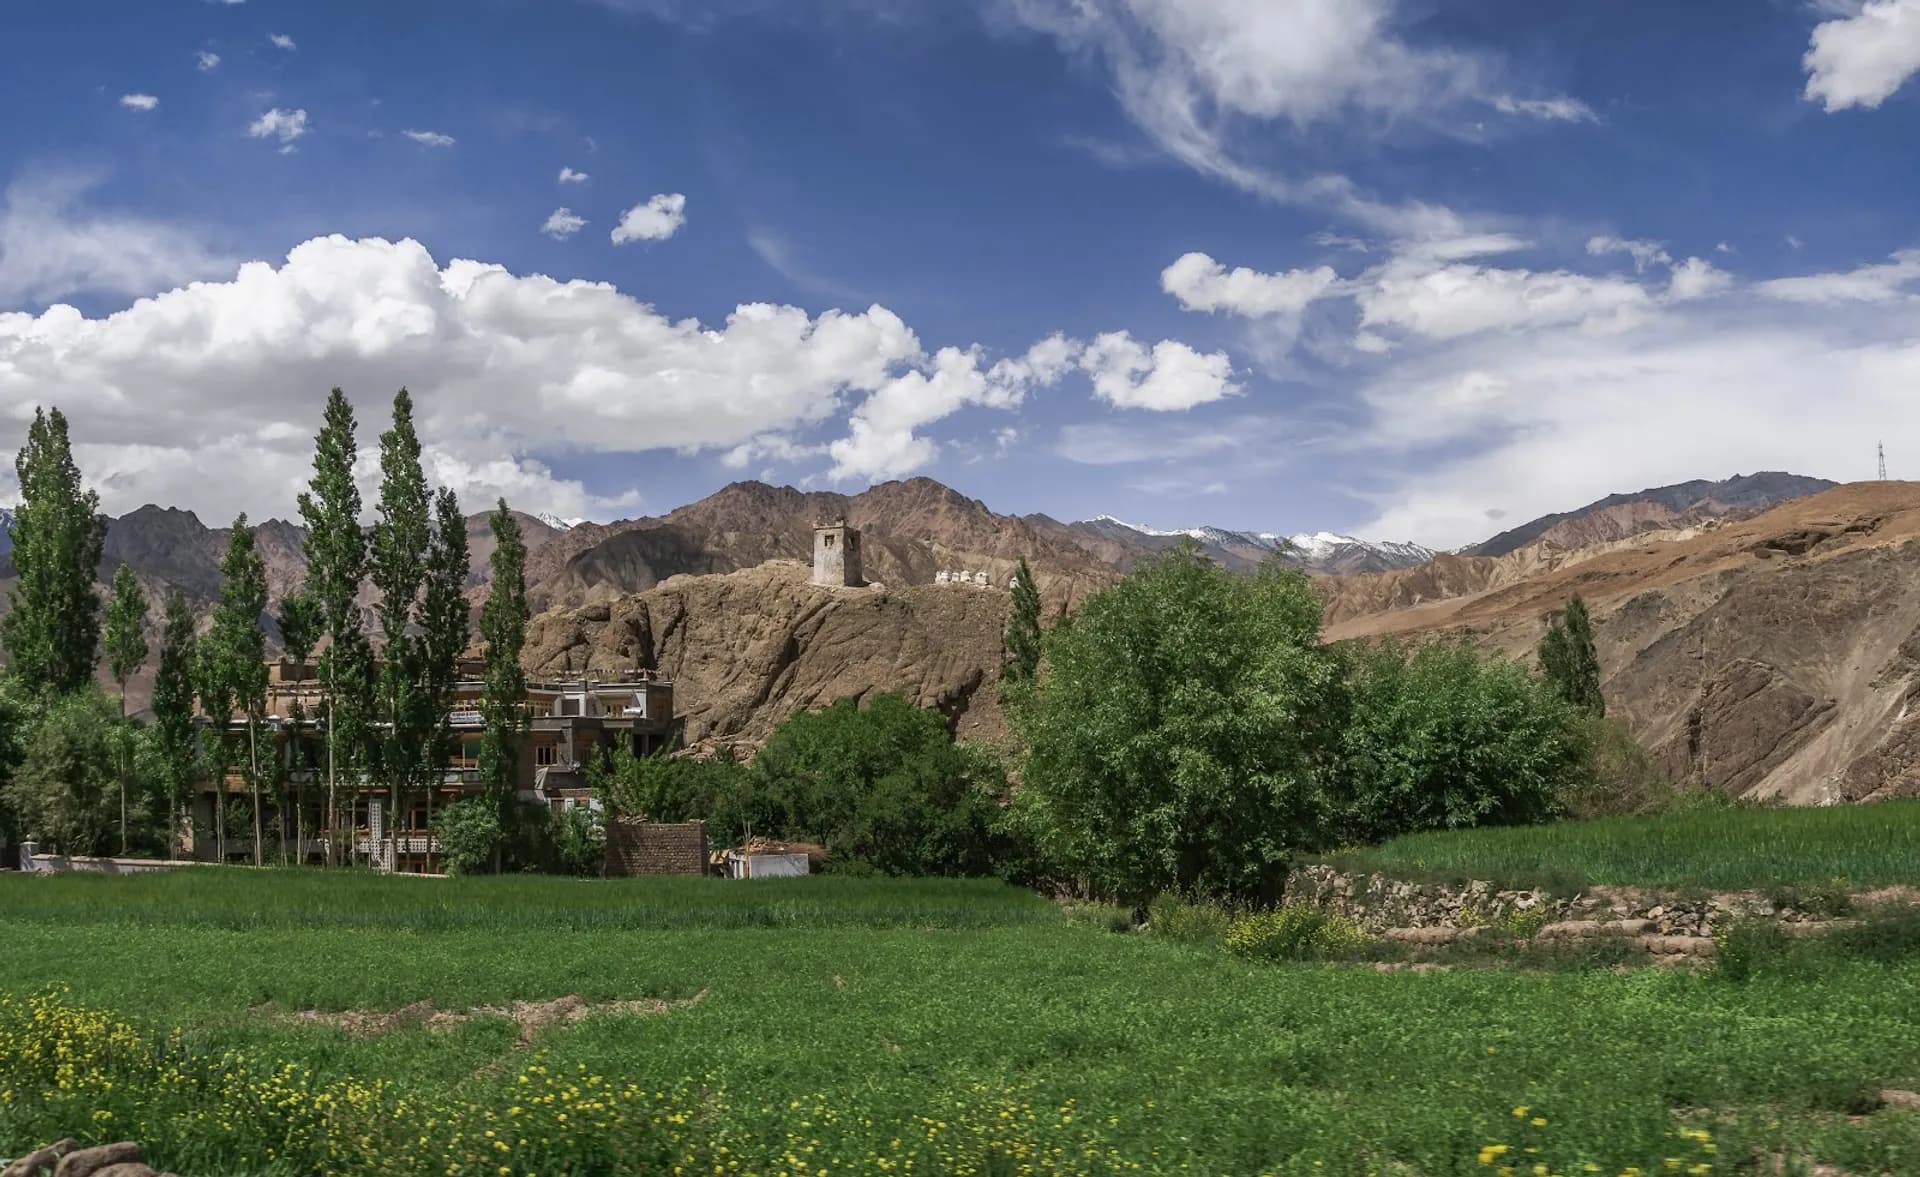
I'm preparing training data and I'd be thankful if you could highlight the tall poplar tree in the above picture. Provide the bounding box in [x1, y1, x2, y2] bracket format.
[479, 499, 530, 871]
[277, 590, 322, 860]
[371, 390, 433, 869]
[102, 562, 149, 851]
[150, 590, 198, 860]
[1003, 558, 1043, 685]
[205, 516, 269, 864]
[2, 407, 107, 697]
[417, 486, 470, 859]
[296, 388, 368, 864]
[103, 564, 150, 709]
[1539, 594, 1606, 717]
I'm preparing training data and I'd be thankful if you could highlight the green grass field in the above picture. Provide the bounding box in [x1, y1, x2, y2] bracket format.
[5, 871, 1920, 1175]
[1314, 798, 1920, 891]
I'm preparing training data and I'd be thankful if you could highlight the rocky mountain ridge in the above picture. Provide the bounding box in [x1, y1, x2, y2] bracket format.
[1065, 516, 1437, 575]
[1466, 472, 1836, 558]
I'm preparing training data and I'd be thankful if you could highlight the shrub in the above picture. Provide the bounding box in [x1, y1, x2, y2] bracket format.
[1147, 893, 1235, 948]
[1224, 904, 1368, 963]
[1828, 905, 1920, 963]
[1062, 901, 1135, 934]
[550, 804, 606, 877]
[1714, 919, 1789, 983]
[1330, 638, 1582, 845]
[431, 798, 501, 875]
[1558, 715, 1696, 820]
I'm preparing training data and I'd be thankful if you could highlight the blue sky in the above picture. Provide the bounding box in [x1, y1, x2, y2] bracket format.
[5, 0, 1920, 548]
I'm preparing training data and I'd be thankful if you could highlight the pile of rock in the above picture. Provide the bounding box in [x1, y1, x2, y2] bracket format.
[0, 1140, 179, 1177]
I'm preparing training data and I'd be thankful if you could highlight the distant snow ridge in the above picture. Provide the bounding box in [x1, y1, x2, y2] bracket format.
[535, 512, 585, 531]
[1086, 515, 1434, 567]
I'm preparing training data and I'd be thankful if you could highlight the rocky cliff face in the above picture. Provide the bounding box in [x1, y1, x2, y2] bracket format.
[1465, 471, 1835, 558]
[1326, 482, 1920, 804]
[522, 561, 1019, 750]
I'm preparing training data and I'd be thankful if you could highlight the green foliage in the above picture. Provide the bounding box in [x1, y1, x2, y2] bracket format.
[1714, 918, 1791, 983]
[276, 590, 323, 668]
[550, 804, 606, 877]
[1330, 637, 1581, 845]
[1223, 903, 1369, 963]
[1557, 714, 1700, 820]
[749, 693, 1016, 877]
[200, 515, 269, 863]
[1015, 542, 1336, 905]
[1538, 594, 1605, 716]
[2, 690, 137, 855]
[148, 591, 199, 856]
[1322, 799, 1920, 891]
[296, 388, 369, 847]
[594, 745, 753, 827]
[102, 563, 150, 702]
[431, 797, 503, 876]
[1145, 892, 1235, 948]
[0, 677, 33, 845]
[1002, 557, 1042, 685]
[479, 499, 531, 856]
[2, 406, 107, 698]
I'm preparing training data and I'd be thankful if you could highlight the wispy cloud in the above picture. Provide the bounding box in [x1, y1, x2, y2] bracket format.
[196, 50, 221, 71]
[541, 207, 586, 239]
[247, 107, 308, 150]
[402, 129, 456, 147]
[269, 32, 296, 50]
[0, 168, 231, 306]
[558, 166, 589, 183]
[119, 93, 159, 112]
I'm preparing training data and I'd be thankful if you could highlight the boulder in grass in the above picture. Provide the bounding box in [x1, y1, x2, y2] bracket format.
[54, 1144, 143, 1177]
[2, 1140, 78, 1177]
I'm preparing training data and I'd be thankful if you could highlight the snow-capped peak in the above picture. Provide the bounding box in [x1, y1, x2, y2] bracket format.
[1078, 514, 1436, 570]
[535, 512, 585, 531]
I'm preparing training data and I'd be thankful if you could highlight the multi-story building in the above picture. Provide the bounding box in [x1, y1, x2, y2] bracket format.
[188, 659, 677, 872]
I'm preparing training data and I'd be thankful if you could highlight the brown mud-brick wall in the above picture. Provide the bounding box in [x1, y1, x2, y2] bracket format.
[604, 818, 709, 877]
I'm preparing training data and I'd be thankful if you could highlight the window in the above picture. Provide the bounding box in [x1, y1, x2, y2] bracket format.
[535, 743, 557, 767]
[823, 533, 834, 548]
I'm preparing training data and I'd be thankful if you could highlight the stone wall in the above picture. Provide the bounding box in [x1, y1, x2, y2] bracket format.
[604, 819, 709, 877]
[17, 843, 201, 875]
[1283, 863, 1860, 937]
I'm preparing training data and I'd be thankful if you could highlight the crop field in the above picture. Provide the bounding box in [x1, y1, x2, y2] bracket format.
[1315, 798, 1920, 892]
[5, 871, 1920, 1176]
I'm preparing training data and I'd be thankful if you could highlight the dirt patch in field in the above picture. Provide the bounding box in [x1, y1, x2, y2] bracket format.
[261, 990, 707, 1047]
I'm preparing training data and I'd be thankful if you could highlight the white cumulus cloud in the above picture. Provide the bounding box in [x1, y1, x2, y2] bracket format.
[610, 193, 687, 243]
[558, 166, 589, 184]
[0, 171, 231, 306]
[1160, 251, 1339, 316]
[269, 32, 296, 50]
[541, 208, 586, 239]
[1079, 332, 1238, 411]
[1804, 0, 1920, 111]
[247, 107, 308, 145]
[119, 93, 159, 112]
[402, 129, 456, 147]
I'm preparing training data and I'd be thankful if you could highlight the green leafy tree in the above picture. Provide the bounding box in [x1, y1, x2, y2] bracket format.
[478, 500, 531, 871]
[1003, 558, 1042, 685]
[1330, 638, 1581, 846]
[0, 677, 31, 849]
[2, 691, 130, 855]
[149, 591, 199, 860]
[2, 407, 107, 697]
[1014, 542, 1338, 906]
[431, 797, 502, 875]
[370, 389, 436, 869]
[1539, 594, 1606, 716]
[748, 694, 1014, 876]
[202, 516, 269, 864]
[101, 563, 150, 852]
[103, 564, 150, 711]
[296, 388, 369, 864]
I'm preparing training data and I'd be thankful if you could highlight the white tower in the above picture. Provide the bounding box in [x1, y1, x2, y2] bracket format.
[812, 519, 863, 587]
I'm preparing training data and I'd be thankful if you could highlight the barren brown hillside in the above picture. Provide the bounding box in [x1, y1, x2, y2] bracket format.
[1326, 482, 1920, 805]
